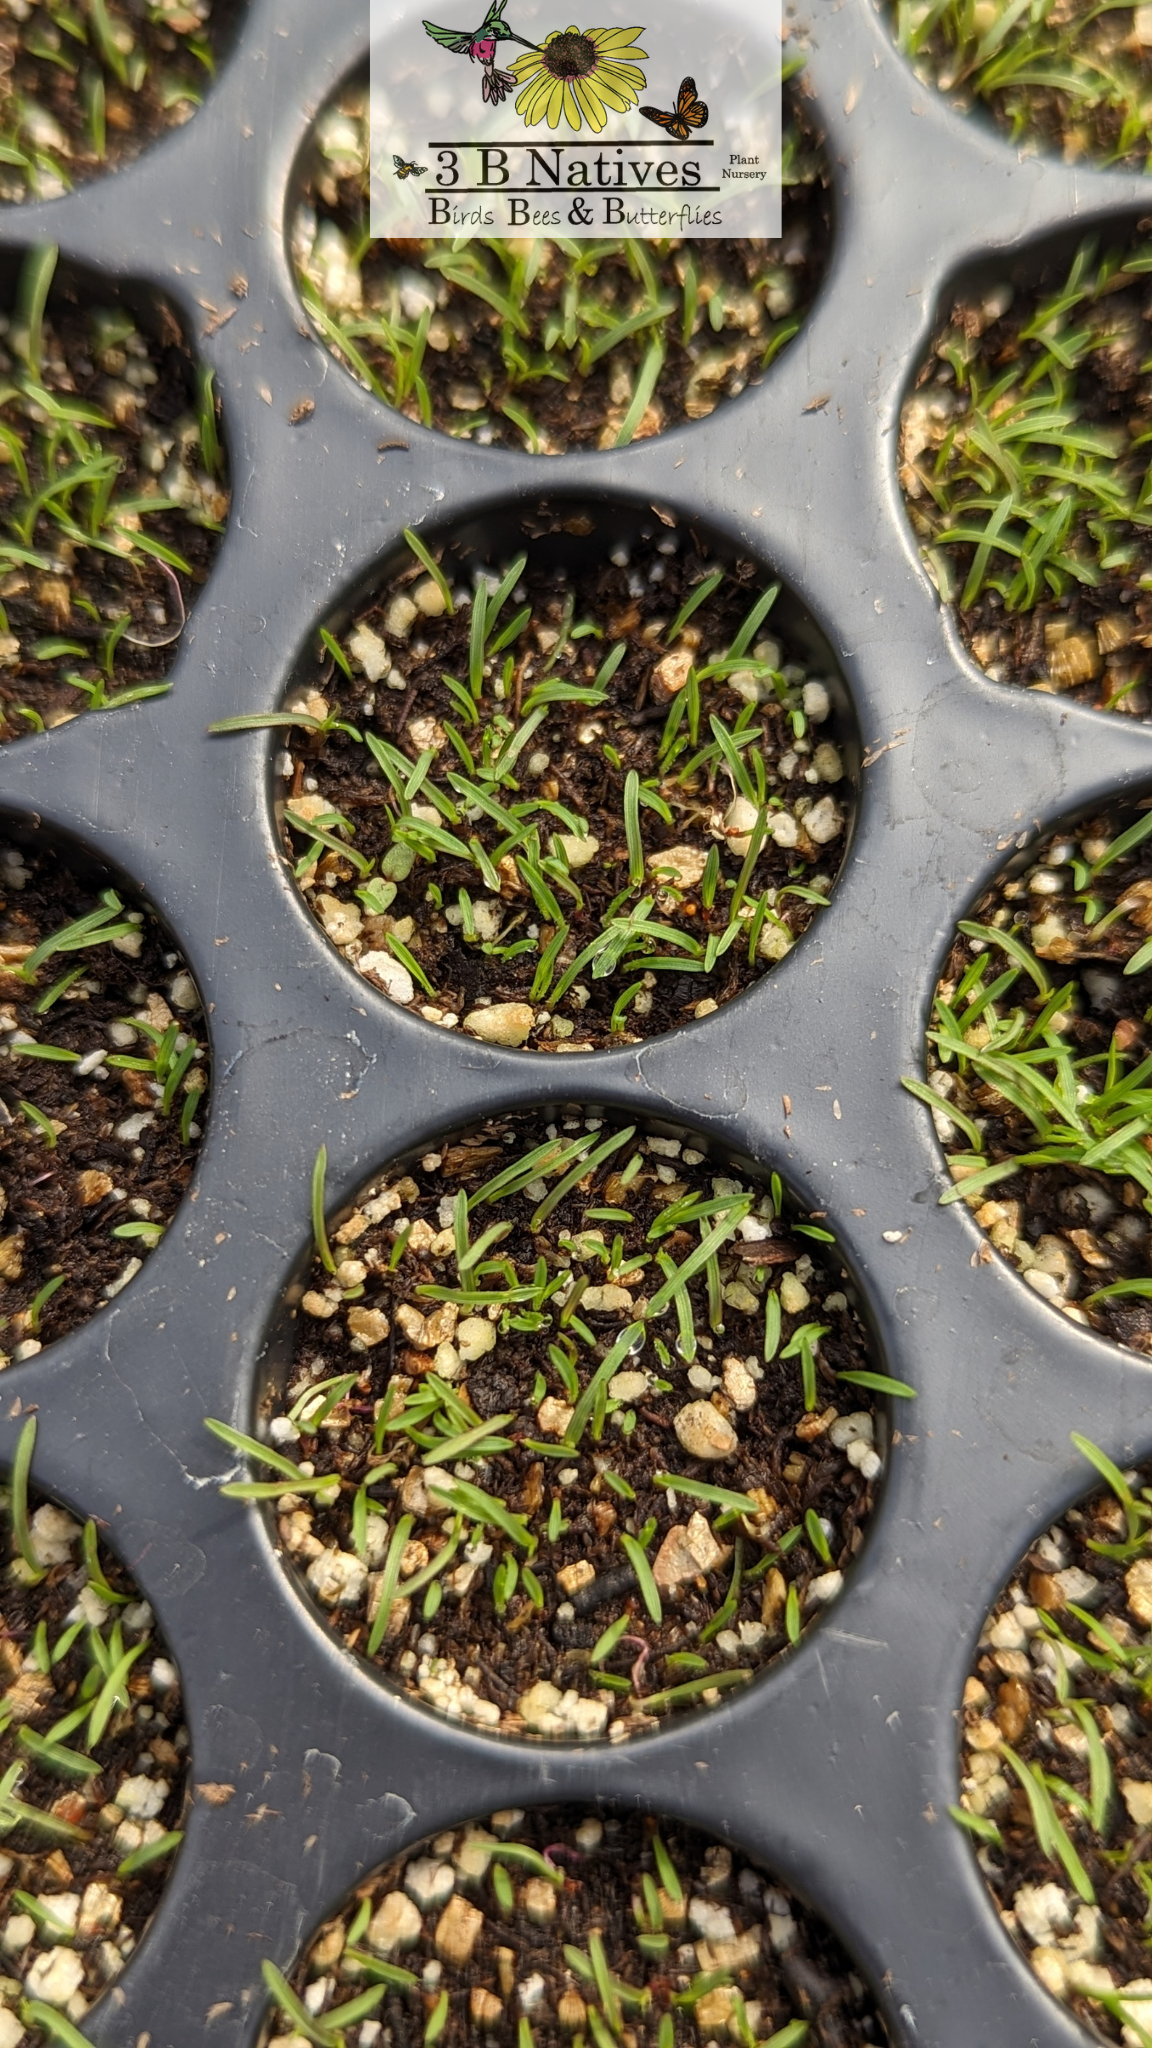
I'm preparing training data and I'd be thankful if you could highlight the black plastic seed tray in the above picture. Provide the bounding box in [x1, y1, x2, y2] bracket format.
[5, 2, 1152, 2043]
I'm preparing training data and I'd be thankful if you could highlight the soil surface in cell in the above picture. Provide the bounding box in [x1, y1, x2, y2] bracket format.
[888, 0, 1152, 170]
[0, 254, 228, 741]
[0, 834, 208, 1359]
[0, 1471, 188, 2040]
[958, 1449, 1152, 2043]
[266, 1807, 888, 2047]
[0, 1, 244, 202]
[263, 1113, 882, 1742]
[276, 528, 849, 1051]
[900, 227, 1152, 721]
[292, 81, 831, 452]
[921, 803, 1152, 1352]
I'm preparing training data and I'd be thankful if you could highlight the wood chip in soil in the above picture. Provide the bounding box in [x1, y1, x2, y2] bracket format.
[0, 250, 229, 742]
[957, 1444, 1152, 2044]
[264, 1806, 888, 2047]
[888, 0, 1152, 171]
[0, 1470, 188, 2042]
[901, 224, 1152, 722]
[0, 1, 245, 204]
[260, 1112, 882, 1743]
[921, 801, 1152, 1353]
[0, 832, 208, 1360]
[275, 527, 849, 1051]
[290, 79, 831, 451]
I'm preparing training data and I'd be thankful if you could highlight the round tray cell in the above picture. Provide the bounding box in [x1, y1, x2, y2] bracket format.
[260, 1806, 888, 2047]
[0, 1, 247, 205]
[263, 500, 855, 1052]
[0, 818, 208, 1362]
[245, 1109, 889, 1744]
[899, 214, 1152, 723]
[886, 0, 1152, 172]
[909, 794, 1152, 1352]
[0, 245, 229, 744]
[0, 1425, 189, 2043]
[287, 69, 831, 453]
[955, 1437, 1152, 2046]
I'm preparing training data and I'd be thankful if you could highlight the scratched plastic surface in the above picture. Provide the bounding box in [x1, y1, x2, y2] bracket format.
[0, 5, 1148, 2044]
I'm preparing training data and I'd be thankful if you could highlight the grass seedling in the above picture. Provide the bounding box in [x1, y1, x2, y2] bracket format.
[835, 1368, 917, 1400]
[18, 2006, 98, 2048]
[672, 1971, 736, 2016]
[620, 1530, 662, 1623]
[906, 834, 1152, 1230]
[891, 0, 1152, 174]
[489, 1841, 563, 1883]
[563, 1322, 646, 1447]
[652, 1832, 683, 1902]
[642, 1667, 753, 1713]
[905, 232, 1152, 645]
[16, 1727, 98, 1780]
[779, 1321, 828, 1413]
[0, 1479, 191, 1892]
[785, 1583, 801, 1645]
[948, 1804, 1003, 1847]
[366, 1512, 415, 1656]
[949, 1432, 1152, 1962]
[1070, 1432, 1152, 1560]
[205, 1418, 342, 1504]
[117, 1829, 184, 1876]
[312, 1144, 337, 1276]
[590, 1612, 631, 1667]
[17, 1099, 56, 1147]
[0, 1760, 91, 1845]
[998, 1741, 1095, 1902]
[24, 1271, 64, 1336]
[10, 1414, 44, 1583]
[82, 1517, 128, 1606]
[0, 248, 223, 727]
[18, 889, 136, 981]
[803, 1509, 831, 1565]
[341, 1952, 419, 1991]
[262, 1959, 384, 2048]
[653, 1473, 761, 1516]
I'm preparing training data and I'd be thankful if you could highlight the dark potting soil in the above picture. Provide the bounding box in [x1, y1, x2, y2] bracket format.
[266, 1807, 888, 2048]
[277, 529, 849, 1052]
[0, 1, 246, 204]
[900, 227, 1152, 719]
[0, 1478, 188, 2040]
[0, 834, 208, 1359]
[0, 267, 228, 742]
[291, 81, 832, 452]
[926, 804, 1152, 1353]
[266, 1113, 881, 1742]
[958, 1457, 1152, 2044]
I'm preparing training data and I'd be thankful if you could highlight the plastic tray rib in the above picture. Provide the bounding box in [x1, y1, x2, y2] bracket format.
[0, 0, 1146, 2042]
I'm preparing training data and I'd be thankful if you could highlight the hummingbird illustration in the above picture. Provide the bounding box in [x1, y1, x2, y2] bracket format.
[423, 0, 537, 105]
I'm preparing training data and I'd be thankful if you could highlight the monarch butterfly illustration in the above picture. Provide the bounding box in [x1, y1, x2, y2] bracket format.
[393, 154, 429, 179]
[639, 76, 708, 141]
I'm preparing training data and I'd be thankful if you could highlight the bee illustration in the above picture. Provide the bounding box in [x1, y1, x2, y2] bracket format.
[393, 154, 429, 179]
[639, 76, 708, 141]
